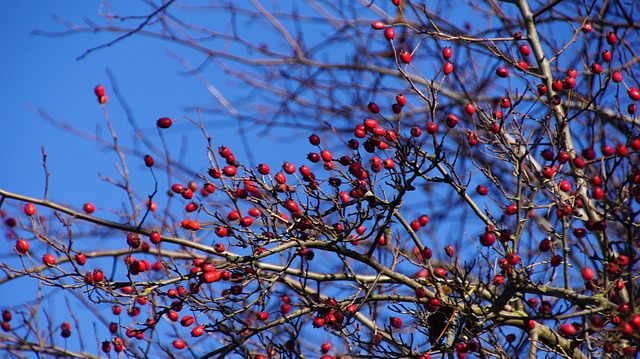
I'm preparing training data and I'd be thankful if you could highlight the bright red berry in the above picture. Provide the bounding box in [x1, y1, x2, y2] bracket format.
[628, 88, 640, 101]
[15, 239, 29, 254]
[43, 253, 57, 266]
[94, 85, 105, 97]
[400, 50, 412, 64]
[581, 267, 595, 281]
[445, 114, 459, 128]
[496, 67, 509, 78]
[82, 202, 95, 214]
[442, 47, 452, 60]
[24, 203, 36, 216]
[384, 27, 395, 40]
[156, 117, 172, 129]
[191, 325, 204, 337]
[464, 103, 475, 115]
[371, 21, 385, 30]
[611, 71, 622, 83]
[426, 122, 438, 134]
[443, 61, 454, 75]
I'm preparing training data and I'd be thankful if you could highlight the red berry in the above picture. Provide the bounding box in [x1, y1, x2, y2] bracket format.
[82, 202, 95, 214]
[156, 117, 172, 129]
[395, 93, 407, 107]
[282, 162, 296, 174]
[93, 268, 104, 282]
[299, 165, 311, 177]
[434, 267, 447, 278]
[442, 47, 452, 60]
[573, 156, 585, 168]
[628, 87, 640, 101]
[256, 163, 270, 175]
[537, 84, 548, 95]
[519, 44, 531, 56]
[239, 216, 253, 227]
[517, 60, 528, 71]
[94, 85, 105, 97]
[541, 166, 554, 179]
[143, 155, 154, 167]
[445, 114, 459, 128]
[500, 97, 511, 108]
[320, 149, 333, 162]
[149, 231, 161, 244]
[400, 50, 412, 64]
[605, 32, 617, 45]
[506, 253, 520, 265]
[479, 232, 496, 247]
[308, 134, 320, 146]
[208, 168, 221, 178]
[410, 127, 422, 137]
[466, 132, 477, 146]
[496, 67, 509, 78]
[307, 152, 320, 163]
[257, 311, 269, 321]
[4, 217, 16, 227]
[476, 185, 488, 196]
[538, 238, 551, 252]
[426, 122, 438, 134]
[101, 341, 112, 353]
[590, 63, 602, 74]
[74, 253, 86, 265]
[505, 204, 517, 215]
[384, 27, 395, 40]
[616, 144, 629, 157]
[443, 61, 454, 75]
[389, 316, 403, 328]
[371, 21, 385, 30]
[444, 244, 455, 257]
[557, 151, 570, 164]
[581, 267, 595, 281]
[558, 180, 571, 192]
[601, 144, 614, 157]
[559, 323, 576, 336]
[191, 325, 204, 337]
[173, 339, 186, 349]
[464, 103, 475, 115]
[368, 102, 380, 114]
[611, 71, 622, 83]
[223, 165, 237, 176]
[550, 254, 562, 267]
[312, 316, 325, 328]
[24, 203, 36, 216]
[43, 253, 57, 266]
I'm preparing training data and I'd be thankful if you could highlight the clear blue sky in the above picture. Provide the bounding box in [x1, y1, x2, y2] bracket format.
[0, 2, 298, 207]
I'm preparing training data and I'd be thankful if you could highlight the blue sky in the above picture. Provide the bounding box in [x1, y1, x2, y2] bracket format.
[0, 2, 290, 206]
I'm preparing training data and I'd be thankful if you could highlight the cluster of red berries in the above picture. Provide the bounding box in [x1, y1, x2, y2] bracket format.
[94, 85, 107, 104]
